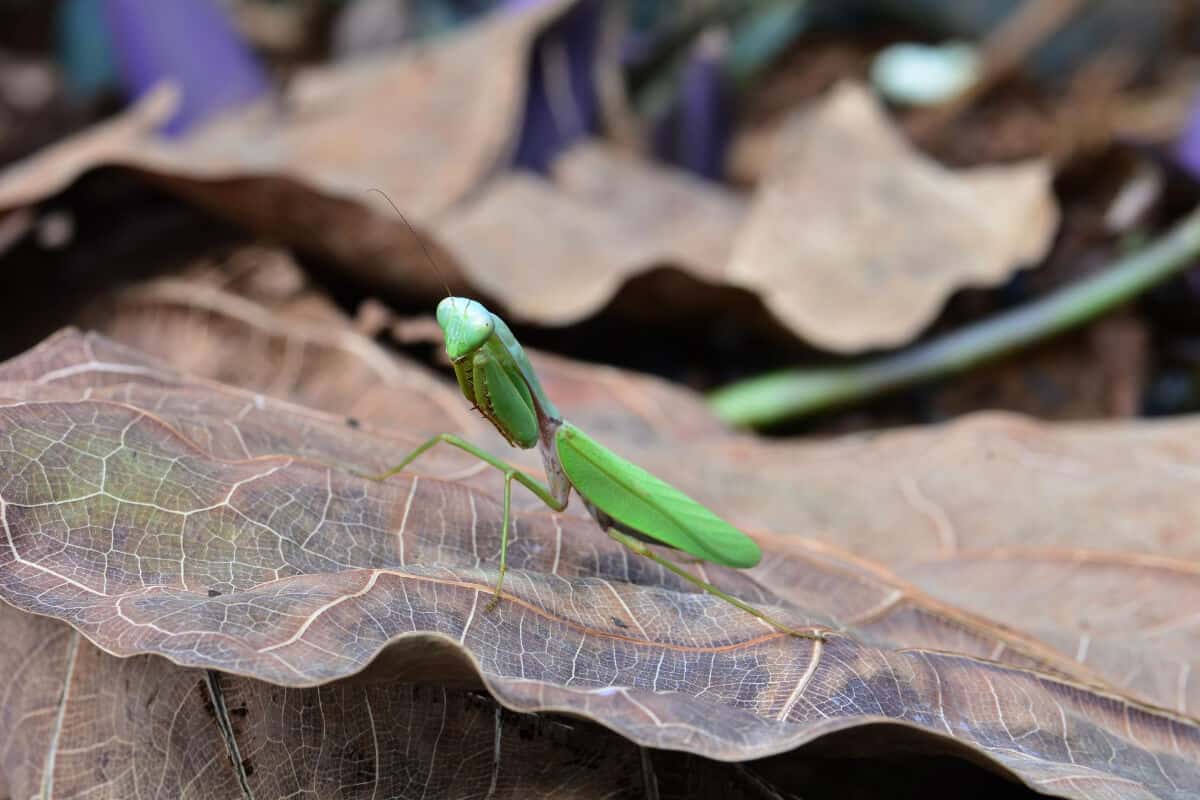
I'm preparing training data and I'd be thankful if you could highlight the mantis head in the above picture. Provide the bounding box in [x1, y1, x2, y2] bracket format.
[436, 297, 494, 361]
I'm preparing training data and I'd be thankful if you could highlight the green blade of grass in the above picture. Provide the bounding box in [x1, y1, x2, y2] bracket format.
[709, 205, 1200, 428]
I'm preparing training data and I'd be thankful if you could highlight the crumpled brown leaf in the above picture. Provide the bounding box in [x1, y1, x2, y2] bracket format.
[0, 0, 579, 298]
[438, 142, 748, 325]
[727, 82, 1059, 352]
[0, 311, 1197, 799]
[0, 603, 645, 799]
[81, 254, 1200, 722]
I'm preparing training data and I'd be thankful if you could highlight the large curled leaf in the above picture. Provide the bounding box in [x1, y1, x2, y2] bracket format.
[727, 82, 1059, 352]
[0, 326, 1198, 799]
[86, 262, 1200, 742]
[0, 603, 646, 799]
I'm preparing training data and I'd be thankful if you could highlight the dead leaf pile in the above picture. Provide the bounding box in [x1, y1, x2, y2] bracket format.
[0, 2, 1056, 354]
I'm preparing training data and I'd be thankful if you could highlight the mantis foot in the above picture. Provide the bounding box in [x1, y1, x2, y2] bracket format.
[485, 588, 503, 613]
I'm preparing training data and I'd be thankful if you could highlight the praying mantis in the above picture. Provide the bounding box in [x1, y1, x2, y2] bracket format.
[364, 193, 823, 640]
[365, 294, 824, 640]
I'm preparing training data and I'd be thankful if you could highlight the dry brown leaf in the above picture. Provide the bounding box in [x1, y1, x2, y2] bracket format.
[0, 63, 1059, 359]
[1, 319, 1198, 798]
[0, 1, 578, 298]
[898, 551, 1200, 717]
[438, 142, 747, 325]
[584, 411, 1200, 720]
[727, 82, 1059, 352]
[0, 93, 757, 337]
[0, 38, 1056, 357]
[0, 604, 646, 799]
[81, 257, 1200, 721]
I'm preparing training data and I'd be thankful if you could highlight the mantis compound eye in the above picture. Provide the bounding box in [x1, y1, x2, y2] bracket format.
[437, 296, 495, 360]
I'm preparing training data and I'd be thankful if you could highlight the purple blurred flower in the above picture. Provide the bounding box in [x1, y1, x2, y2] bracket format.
[510, 0, 602, 172]
[1176, 89, 1200, 299]
[653, 28, 732, 181]
[102, 0, 267, 136]
[1177, 90, 1200, 180]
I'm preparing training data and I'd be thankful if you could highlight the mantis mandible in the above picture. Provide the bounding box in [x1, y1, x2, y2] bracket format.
[365, 193, 824, 640]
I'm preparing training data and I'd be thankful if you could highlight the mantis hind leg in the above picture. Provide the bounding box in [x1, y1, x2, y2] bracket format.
[605, 529, 826, 641]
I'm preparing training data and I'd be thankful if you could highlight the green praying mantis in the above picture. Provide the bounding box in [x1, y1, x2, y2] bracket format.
[364, 195, 824, 640]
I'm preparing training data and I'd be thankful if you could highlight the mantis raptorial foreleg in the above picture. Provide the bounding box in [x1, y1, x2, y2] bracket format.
[359, 433, 565, 508]
[605, 529, 827, 641]
[357, 433, 567, 607]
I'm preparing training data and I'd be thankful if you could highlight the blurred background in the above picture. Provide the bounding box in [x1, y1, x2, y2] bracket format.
[0, 0, 1198, 435]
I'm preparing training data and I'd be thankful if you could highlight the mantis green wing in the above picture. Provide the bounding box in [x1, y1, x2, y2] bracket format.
[554, 422, 762, 569]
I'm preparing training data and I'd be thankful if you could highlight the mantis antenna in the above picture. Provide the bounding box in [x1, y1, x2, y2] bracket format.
[367, 187, 453, 299]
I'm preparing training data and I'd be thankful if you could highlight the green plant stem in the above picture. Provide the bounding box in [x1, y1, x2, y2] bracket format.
[708, 205, 1200, 428]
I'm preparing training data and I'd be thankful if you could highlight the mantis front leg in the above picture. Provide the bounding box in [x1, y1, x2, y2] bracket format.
[359, 433, 568, 608]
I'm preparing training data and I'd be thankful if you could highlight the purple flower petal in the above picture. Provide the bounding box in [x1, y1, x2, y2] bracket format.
[102, 0, 267, 136]
[677, 29, 731, 180]
[653, 28, 732, 181]
[1176, 89, 1200, 180]
[511, 0, 602, 172]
